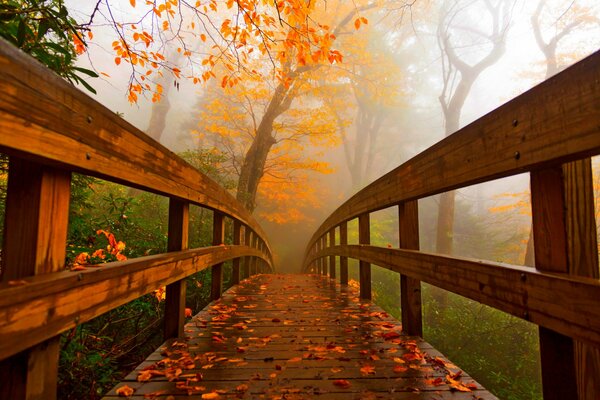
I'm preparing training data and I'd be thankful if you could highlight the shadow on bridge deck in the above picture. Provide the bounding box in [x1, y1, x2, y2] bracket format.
[104, 274, 496, 399]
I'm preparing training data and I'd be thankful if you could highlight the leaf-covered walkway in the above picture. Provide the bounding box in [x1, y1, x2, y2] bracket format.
[104, 274, 497, 399]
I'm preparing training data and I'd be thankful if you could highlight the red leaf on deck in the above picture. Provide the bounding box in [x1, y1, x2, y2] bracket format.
[333, 379, 351, 388]
[382, 331, 400, 340]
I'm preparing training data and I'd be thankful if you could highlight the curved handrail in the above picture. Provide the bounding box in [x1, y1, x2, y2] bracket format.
[302, 49, 600, 392]
[304, 49, 600, 257]
[0, 41, 272, 261]
[0, 39, 274, 365]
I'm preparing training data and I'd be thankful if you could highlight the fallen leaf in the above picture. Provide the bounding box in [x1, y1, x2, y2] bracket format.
[287, 357, 302, 363]
[116, 385, 135, 397]
[236, 384, 249, 392]
[360, 365, 376, 375]
[333, 379, 351, 388]
[201, 393, 220, 399]
[393, 365, 408, 373]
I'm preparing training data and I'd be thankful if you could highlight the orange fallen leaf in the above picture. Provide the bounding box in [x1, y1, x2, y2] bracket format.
[116, 385, 135, 397]
[287, 357, 302, 363]
[360, 365, 376, 375]
[333, 379, 351, 388]
[393, 365, 408, 373]
[70, 265, 87, 271]
[201, 392, 220, 399]
[236, 384, 248, 392]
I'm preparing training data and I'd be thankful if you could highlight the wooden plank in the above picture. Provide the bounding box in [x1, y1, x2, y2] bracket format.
[530, 167, 577, 399]
[232, 221, 242, 285]
[211, 211, 225, 301]
[358, 214, 371, 300]
[164, 200, 189, 339]
[0, 40, 271, 261]
[329, 229, 336, 279]
[0, 159, 70, 400]
[310, 245, 600, 347]
[305, 49, 600, 257]
[103, 274, 497, 400]
[0, 245, 268, 362]
[563, 159, 600, 400]
[339, 222, 348, 284]
[398, 201, 422, 337]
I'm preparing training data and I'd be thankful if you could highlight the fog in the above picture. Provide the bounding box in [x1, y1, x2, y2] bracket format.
[69, 0, 600, 273]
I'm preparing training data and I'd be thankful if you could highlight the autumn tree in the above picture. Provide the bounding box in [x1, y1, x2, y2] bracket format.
[435, 0, 514, 255]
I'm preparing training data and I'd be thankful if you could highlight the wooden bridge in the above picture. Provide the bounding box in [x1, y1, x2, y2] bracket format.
[0, 40, 599, 399]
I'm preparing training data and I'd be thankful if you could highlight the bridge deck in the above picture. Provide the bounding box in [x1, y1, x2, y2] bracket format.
[104, 274, 497, 399]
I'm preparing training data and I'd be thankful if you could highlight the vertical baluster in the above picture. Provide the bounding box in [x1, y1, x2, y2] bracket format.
[211, 211, 225, 301]
[0, 158, 71, 400]
[243, 228, 251, 279]
[530, 167, 577, 399]
[358, 214, 371, 300]
[339, 222, 348, 285]
[563, 159, 600, 399]
[164, 199, 189, 339]
[329, 228, 336, 279]
[232, 221, 242, 285]
[251, 234, 258, 276]
[398, 201, 422, 336]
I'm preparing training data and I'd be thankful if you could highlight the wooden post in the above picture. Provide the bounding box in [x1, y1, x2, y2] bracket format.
[232, 221, 242, 285]
[0, 158, 71, 400]
[339, 222, 348, 285]
[398, 201, 422, 336]
[211, 211, 225, 301]
[530, 166, 577, 399]
[329, 228, 336, 279]
[164, 199, 189, 339]
[321, 237, 326, 275]
[243, 228, 251, 279]
[563, 159, 600, 400]
[358, 214, 371, 300]
[250, 234, 258, 276]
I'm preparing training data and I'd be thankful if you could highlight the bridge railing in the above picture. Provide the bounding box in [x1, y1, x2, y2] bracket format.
[303, 50, 600, 400]
[0, 40, 273, 399]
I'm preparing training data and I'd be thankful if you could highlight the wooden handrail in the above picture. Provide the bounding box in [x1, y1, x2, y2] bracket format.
[303, 49, 600, 400]
[0, 39, 273, 399]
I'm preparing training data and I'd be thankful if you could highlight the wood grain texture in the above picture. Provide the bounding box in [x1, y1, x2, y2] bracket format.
[232, 221, 242, 285]
[329, 229, 336, 279]
[398, 201, 422, 337]
[211, 211, 225, 301]
[0, 245, 270, 362]
[0, 159, 71, 400]
[103, 274, 497, 400]
[358, 214, 371, 300]
[308, 245, 600, 348]
[0, 39, 271, 260]
[164, 200, 189, 339]
[531, 167, 577, 399]
[563, 159, 600, 400]
[305, 49, 600, 255]
[339, 222, 348, 284]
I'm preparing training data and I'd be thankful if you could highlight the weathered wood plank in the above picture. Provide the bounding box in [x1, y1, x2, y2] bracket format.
[339, 222, 348, 284]
[0, 39, 271, 258]
[103, 274, 497, 400]
[0, 246, 269, 362]
[164, 199, 189, 339]
[310, 245, 600, 347]
[531, 167, 577, 399]
[398, 201, 422, 337]
[329, 228, 336, 279]
[563, 159, 600, 400]
[232, 221, 242, 285]
[211, 211, 225, 301]
[0, 159, 71, 400]
[306, 49, 600, 255]
[358, 214, 371, 300]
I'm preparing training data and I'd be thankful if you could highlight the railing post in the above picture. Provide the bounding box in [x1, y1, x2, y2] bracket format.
[329, 228, 336, 279]
[250, 233, 258, 276]
[243, 228, 251, 279]
[563, 159, 600, 399]
[320, 237, 326, 275]
[164, 199, 189, 339]
[530, 166, 577, 399]
[339, 222, 348, 284]
[211, 211, 225, 301]
[398, 201, 422, 336]
[358, 213, 371, 300]
[0, 158, 71, 400]
[232, 221, 242, 285]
